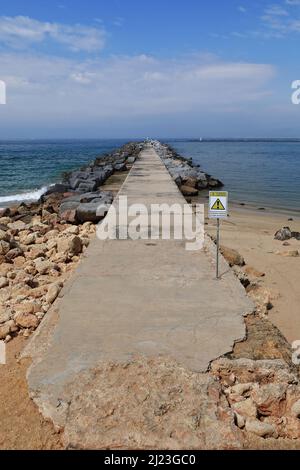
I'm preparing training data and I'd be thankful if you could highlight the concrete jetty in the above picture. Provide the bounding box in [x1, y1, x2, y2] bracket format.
[23, 144, 254, 441]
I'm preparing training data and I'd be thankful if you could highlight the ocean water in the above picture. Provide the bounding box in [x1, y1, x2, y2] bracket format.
[168, 140, 300, 212]
[0, 138, 299, 212]
[0, 139, 129, 204]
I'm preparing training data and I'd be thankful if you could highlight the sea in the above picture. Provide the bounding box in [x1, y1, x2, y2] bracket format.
[0, 138, 299, 212]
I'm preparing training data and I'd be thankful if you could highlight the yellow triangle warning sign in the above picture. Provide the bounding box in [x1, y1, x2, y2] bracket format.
[211, 198, 226, 211]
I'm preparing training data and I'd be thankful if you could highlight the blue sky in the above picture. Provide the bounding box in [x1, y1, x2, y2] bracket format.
[0, 0, 300, 138]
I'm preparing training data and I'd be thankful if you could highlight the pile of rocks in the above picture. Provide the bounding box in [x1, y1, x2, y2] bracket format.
[52, 141, 143, 224]
[211, 357, 300, 441]
[0, 202, 96, 342]
[152, 140, 223, 195]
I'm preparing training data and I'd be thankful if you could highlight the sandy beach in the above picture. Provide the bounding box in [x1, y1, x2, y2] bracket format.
[203, 202, 300, 344]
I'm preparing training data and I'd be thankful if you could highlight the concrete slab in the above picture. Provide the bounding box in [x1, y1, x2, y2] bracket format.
[23, 145, 254, 433]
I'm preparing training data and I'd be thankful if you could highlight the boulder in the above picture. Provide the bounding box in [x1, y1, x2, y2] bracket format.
[14, 312, 39, 329]
[34, 259, 56, 275]
[245, 419, 277, 438]
[0, 229, 10, 242]
[220, 246, 245, 267]
[0, 277, 9, 289]
[232, 398, 257, 419]
[45, 183, 69, 196]
[274, 227, 292, 241]
[77, 181, 98, 193]
[46, 283, 62, 304]
[0, 323, 11, 340]
[76, 202, 109, 223]
[60, 209, 77, 224]
[57, 236, 83, 256]
[180, 185, 199, 197]
[244, 266, 265, 278]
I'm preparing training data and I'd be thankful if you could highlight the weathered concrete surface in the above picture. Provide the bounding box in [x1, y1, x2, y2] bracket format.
[23, 145, 254, 444]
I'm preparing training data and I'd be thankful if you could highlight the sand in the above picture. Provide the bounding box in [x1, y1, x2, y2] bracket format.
[0, 336, 62, 450]
[204, 203, 300, 345]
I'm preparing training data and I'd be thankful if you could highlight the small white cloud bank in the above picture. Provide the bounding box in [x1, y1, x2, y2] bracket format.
[0, 15, 106, 52]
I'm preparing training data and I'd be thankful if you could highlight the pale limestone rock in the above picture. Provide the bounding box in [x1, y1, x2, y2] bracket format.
[14, 312, 39, 329]
[46, 284, 62, 305]
[0, 277, 9, 289]
[245, 418, 277, 438]
[232, 398, 257, 418]
[291, 400, 300, 419]
[57, 236, 82, 256]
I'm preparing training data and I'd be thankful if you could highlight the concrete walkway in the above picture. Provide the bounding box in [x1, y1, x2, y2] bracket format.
[23, 145, 254, 432]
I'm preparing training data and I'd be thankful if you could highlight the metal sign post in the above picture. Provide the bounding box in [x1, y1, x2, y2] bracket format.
[208, 191, 228, 280]
[216, 218, 220, 280]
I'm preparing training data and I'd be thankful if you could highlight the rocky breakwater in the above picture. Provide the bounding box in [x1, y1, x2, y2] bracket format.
[0, 141, 143, 343]
[152, 140, 223, 197]
[55, 141, 143, 224]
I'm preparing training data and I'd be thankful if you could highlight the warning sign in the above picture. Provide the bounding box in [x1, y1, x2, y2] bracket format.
[209, 191, 228, 219]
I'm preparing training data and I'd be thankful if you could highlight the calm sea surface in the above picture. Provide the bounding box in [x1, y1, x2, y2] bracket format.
[0, 139, 299, 211]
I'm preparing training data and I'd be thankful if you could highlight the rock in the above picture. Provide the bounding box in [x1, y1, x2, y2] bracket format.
[244, 266, 265, 278]
[21, 233, 36, 246]
[0, 240, 10, 255]
[14, 302, 40, 316]
[0, 229, 10, 242]
[234, 413, 245, 429]
[6, 247, 24, 261]
[7, 220, 27, 232]
[292, 231, 300, 241]
[76, 202, 106, 223]
[232, 398, 257, 418]
[0, 277, 9, 289]
[26, 244, 47, 260]
[64, 225, 79, 235]
[14, 312, 39, 329]
[45, 183, 69, 195]
[14, 256, 26, 268]
[246, 285, 273, 315]
[281, 417, 300, 439]
[183, 177, 198, 189]
[60, 209, 77, 224]
[57, 236, 83, 256]
[180, 185, 199, 197]
[291, 400, 300, 419]
[251, 383, 287, 417]
[34, 259, 56, 275]
[276, 250, 299, 257]
[274, 227, 292, 241]
[0, 308, 11, 324]
[46, 284, 62, 304]
[245, 418, 277, 438]
[0, 323, 11, 340]
[228, 382, 253, 397]
[220, 246, 245, 267]
[0, 217, 11, 225]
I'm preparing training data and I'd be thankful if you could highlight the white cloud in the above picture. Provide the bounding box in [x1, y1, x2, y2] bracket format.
[0, 52, 276, 124]
[238, 6, 247, 13]
[0, 16, 106, 52]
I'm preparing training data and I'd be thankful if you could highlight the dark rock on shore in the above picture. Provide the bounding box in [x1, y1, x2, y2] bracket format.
[274, 227, 300, 241]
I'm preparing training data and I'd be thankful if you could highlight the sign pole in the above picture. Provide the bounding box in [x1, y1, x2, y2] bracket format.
[216, 218, 220, 280]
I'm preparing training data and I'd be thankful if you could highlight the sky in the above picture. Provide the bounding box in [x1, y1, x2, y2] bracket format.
[0, 0, 300, 138]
